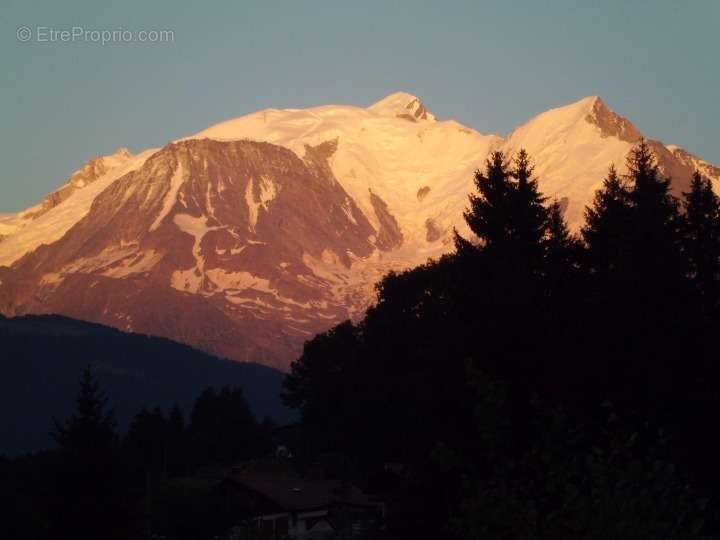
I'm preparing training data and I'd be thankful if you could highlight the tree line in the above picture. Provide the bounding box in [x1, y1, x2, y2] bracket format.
[0, 366, 274, 539]
[283, 141, 720, 539]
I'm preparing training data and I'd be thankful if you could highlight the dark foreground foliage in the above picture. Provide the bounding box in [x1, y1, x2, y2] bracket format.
[285, 143, 720, 539]
[0, 366, 275, 539]
[3, 142, 718, 539]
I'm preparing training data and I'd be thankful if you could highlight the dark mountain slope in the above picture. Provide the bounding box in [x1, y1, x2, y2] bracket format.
[0, 314, 293, 456]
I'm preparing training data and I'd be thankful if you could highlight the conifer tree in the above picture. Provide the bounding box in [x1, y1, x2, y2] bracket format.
[461, 150, 515, 253]
[543, 201, 580, 281]
[581, 141, 691, 411]
[53, 365, 116, 453]
[511, 149, 549, 268]
[683, 171, 720, 306]
[458, 149, 559, 274]
[583, 141, 685, 290]
[50, 367, 128, 540]
[456, 149, 577, 412]
[582, 165, 631, 276]
[625, 140, 684, 286]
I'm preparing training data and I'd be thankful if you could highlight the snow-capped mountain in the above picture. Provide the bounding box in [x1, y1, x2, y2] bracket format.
[0, 147, 156, 265]
[0, 93, 717, 369]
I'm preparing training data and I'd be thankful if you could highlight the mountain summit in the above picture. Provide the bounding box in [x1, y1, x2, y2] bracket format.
[0, 95, 716, 369]
[367, 92, 436, 121]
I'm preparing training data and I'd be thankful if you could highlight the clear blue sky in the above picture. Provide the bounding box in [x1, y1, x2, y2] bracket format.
[1, 0, 717, 211]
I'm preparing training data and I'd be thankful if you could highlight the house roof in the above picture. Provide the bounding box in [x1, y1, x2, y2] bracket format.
[225, 458, 376, 512]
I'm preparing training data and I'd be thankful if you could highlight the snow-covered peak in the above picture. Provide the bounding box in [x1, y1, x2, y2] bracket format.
[110, 147, 133, 161]
[519, 95, 641, 143]
[61, 147, 135, 191]
[367, 92, 436, 122]
[501, 96, 643, 228]
[182, 95, 497, 253]
[504, 95, 644, 149]
[510, 96, 599, 135]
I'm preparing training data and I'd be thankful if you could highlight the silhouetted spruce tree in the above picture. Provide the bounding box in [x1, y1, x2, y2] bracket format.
[459, 150, 549, 268]
[580, 165, 635, 401]
[53, 365, 116, 453]
[581, 141, 696, 415]
[459, 151, 513, 253]
[511, 149, 550, 269]
[583, 142, 686, 298]
[455, 149, 579, 454]
[50, 367, 136, 540]
[625, 140, 686, 293]
[683, 170, 720, 308]
[458, 149, 572, 277]
[582, 165, 631, 277]
[457, 149, 541, 354]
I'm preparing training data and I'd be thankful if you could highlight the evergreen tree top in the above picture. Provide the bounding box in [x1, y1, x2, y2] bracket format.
[459, 148, 570, 277]
[52, 365, 116, 453]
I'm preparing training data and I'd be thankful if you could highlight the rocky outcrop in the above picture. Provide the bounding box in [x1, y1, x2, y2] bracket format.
[425, 218, 444, 242]
[585, 98, 642, 143]
[405, 97, 434, 121]
[646, 140, 695, 197]
[369, 191, 403, 251]
[417, 186, 431, 201]
[25, 148, 133, 220]
[668, 146, 720, 184]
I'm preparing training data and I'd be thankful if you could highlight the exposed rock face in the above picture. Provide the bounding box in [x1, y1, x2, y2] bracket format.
[425, 218, 444, 242]
[417, 186, 431, 201]
[585, 98, 642, 143]
[1, 139, 379, 369]
[405, 97, 433, 121]
[367, 92, 436, 122]
[668, 146, 720, 185]
[1, 93, 717, 370]
[646, 139, 695, 197]
[369, 191, 403, 251]
[582, 97, 698, 196]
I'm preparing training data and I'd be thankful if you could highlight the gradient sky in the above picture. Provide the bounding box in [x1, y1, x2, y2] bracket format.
[1, 0, 718, 212]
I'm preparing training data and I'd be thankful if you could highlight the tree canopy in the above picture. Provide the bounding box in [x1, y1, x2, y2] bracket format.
[284, 143, 720, 539]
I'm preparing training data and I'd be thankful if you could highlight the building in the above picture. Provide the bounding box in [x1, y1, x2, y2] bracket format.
[219, 457, 381, 539]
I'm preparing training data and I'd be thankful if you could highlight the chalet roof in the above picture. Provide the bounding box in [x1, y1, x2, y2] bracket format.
[225, 458, 375, 512]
